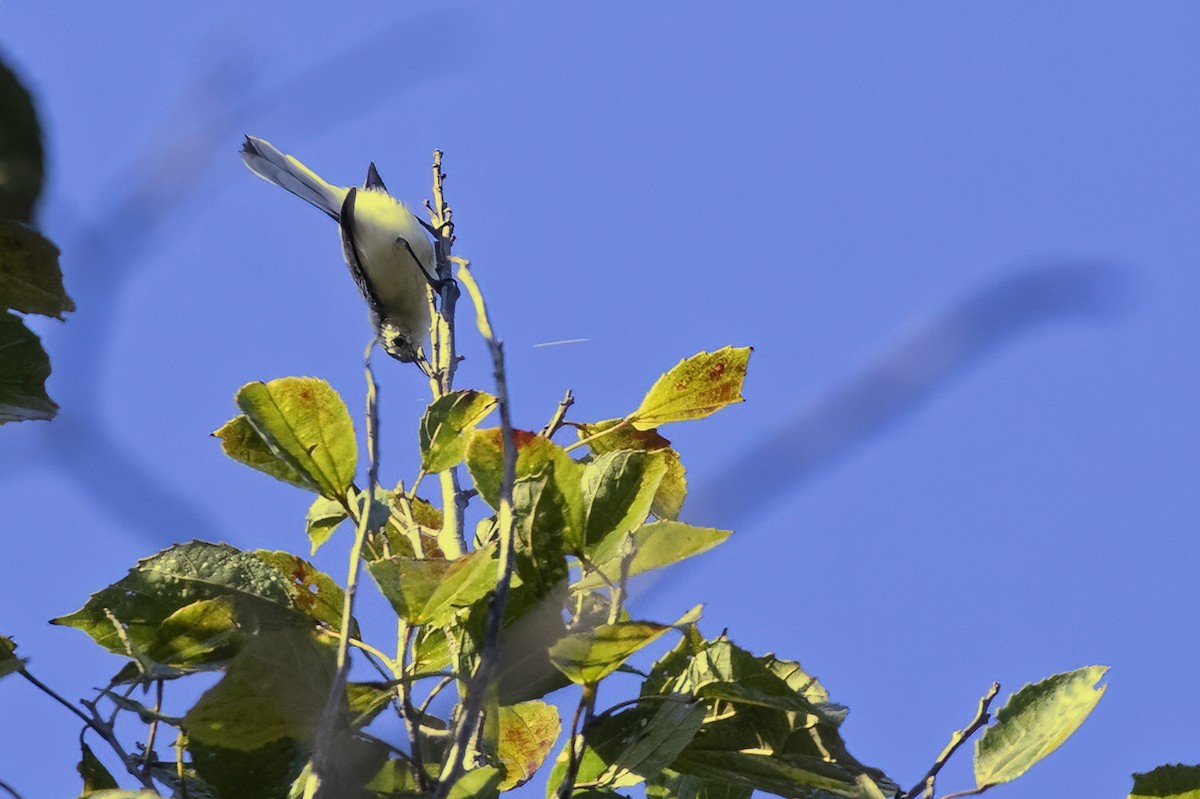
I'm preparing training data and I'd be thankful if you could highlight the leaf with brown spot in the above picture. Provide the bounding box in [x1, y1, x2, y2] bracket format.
[630, 347, 752, 430]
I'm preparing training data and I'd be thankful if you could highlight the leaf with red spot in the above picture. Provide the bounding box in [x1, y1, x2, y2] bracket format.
[630, 347, 751, 430]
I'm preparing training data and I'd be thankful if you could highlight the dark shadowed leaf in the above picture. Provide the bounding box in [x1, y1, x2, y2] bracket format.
[581, 450, 666, 551]
[974, 665, 1108, 789]
[630, 347, 751, 430]
[233, 377, 357, 499]
[578, 421, 688, 520]
[0, 220, 71, 316]
[512, 468, 570, 597]
[420, 389, 497, 472]
[78, 742, 119, 794]
[1129, 764, 1200, 799]
[0, 633, 23, 679]
[0, 59, 43, 223]
[0, 310, 55, 423]
[646, 769, 750, 799]
[467, 428, 585, 548]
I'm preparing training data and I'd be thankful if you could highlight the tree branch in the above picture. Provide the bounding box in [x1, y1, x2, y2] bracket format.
[903, 682, 1000, 799]
[434, 259, 519, 798]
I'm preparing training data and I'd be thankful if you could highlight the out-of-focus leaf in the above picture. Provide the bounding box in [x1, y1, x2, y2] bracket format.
[581, 450, 666, 550]
[78, 741, 119, 795]
[0, 221, 71, 316]
[467, 428, 585, 549]
[0, 633, 24, 679]
[550, 621, 671, 685]
[496, 700, 561, 790]
[420, 389, 497, 473]
[190, 737, 303, 799]
[368, 543, 498, 627]
[1129, 764, 1200, 799]
[629, 347, 751, 430]
[576, 521, 731, 590]
[974, 665, 1108, 789]
[0, 310, 55, 423]
[52, 541, 335, 667]
[234, 377, 357, 499]
[578, 421, 688, 520]
[185, 628, 333, 750]
[0, 59, 43, 223]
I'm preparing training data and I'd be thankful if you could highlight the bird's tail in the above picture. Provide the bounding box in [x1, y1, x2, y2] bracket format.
[240, 136, 347, 219]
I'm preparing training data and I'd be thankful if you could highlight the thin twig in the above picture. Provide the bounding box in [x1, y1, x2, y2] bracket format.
[397, 622, 430, 791]
[434, 259, 519, 798]
[0, 780, 25, 799]
[141, 679, 165, 777]
[938, 788, 990, 799]
[540, 390, 575, 439]
[563, 418, 633, 453]
[556, 684, 598, 799]
[20, 669, 155, 789]
[589, 693, 691, 723]
[312, 341, 383, 792]
[418, 676, 455, 721]
[903, 682, 1000, 799]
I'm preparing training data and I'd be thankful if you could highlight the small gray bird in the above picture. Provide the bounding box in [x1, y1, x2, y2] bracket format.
[240, 136, 437, 362]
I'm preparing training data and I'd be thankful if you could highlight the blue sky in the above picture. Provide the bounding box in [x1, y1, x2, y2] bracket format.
[2, 3, 1199, 797]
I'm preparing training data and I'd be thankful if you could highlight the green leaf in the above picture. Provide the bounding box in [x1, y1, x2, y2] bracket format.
[213, 414, 314, 492]
[467, 428, 585, 549]
[420, 389, 497, 473]
[186, 628, 334, 749]
[368, 543, 498, 626]
[512, 468, 570, 598]
[578, 421, 688, 520]
[670, 750, 885, 799]
[190, 737, 303, 799]
[629, 347, 751, 430]
[446, 765, 501, 799]
[647, 769, 750, 799]
[974, 665, 1109, 789]
[0, 633, 24, 679]
[0, 221, 71, 316]
[52, 541, 334, 669]
[347, 682, 395, 728]
[305, 494, 350, 554]
[581, 450, 667, 551]
[497, 700, 562, 790]
[0, 310, 56, 423]
[143, 596, 242, 673]
[1130, 764, 1200, 799]
[576, 521, 731, 590]
[233, 377, 357, 499]
[550, 621, 671, 685]
[78, 741, 119, 795]
[0, 58, 44, 223]
[252, 550, 349, 631]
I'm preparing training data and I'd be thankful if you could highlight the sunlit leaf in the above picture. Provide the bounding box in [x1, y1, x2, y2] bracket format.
[576, 521, 731, 590]
[1129, 764, 1200, 799]
[252, 550, 348, 631]
[581, 450, 667, 550]
[234, 377, 357, 499]
[550, 621, 671, 685]
[0, 59, 43, 223]
[368, 543, 498, 627]
[630, 347, 751, 430]
[0, 221, 71, 316]
[497, 700, 561, 790]
[974, 665, 1108, 789]
[446, 765, 501, 799]
[213, 415, 313, 492]
[578, 420, 688, 520]
[421, 389, 497, 473]
[0, 310, 55, 423]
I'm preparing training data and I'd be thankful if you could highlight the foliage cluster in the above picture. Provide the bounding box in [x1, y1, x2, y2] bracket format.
[2, 52, 1198, 799]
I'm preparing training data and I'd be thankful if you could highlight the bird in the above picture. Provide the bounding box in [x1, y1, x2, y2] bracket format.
[240, 135, 437, 362]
